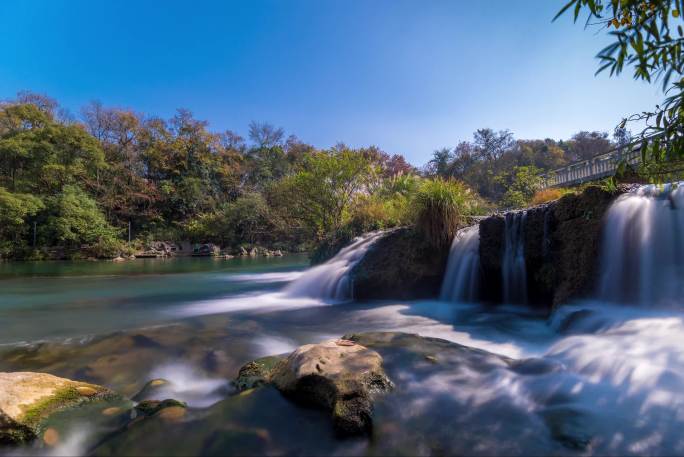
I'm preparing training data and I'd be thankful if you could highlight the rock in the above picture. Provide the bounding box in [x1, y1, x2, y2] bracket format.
[478, 215, 505, 303]
[112, 256, 126, 262]
[273, 250, 283, 257]
[249, 248, 258, 257]
[549, 186, 618, 306]
[131, 378, 170, 402]
[0, 372, 118, 446]
[349, 228, 449, 299]
[269, 339, 393, 436]
[0, 410, 35, 446]
[477, 186, 621, 309]
[235, 356, 284, 391]
[133, 399, 186, 419]
[239, 247, 248, 256]
[193, 243, 220, 257]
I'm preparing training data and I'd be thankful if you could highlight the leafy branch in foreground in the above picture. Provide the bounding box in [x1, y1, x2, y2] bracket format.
[556, 0, 684, 164]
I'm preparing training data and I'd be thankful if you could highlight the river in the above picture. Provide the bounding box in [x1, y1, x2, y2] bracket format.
[1, 184, 683, 456]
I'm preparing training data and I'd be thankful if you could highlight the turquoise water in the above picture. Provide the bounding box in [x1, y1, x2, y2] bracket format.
[0, 256, 308, 345]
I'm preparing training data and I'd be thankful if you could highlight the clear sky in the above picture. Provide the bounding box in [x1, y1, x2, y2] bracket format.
[0, 0, 662, 165]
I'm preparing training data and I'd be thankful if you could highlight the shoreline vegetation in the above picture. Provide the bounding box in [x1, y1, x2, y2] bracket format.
[0, 91, 671, 264]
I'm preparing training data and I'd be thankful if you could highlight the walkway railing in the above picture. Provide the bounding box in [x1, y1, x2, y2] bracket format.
[540, 144, 642, 188]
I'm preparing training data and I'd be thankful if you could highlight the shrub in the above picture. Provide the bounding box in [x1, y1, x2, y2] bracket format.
[530, 188, 573, 205]
[412, 178, 472, 247]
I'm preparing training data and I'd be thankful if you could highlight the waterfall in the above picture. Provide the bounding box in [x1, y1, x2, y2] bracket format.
[599, 183, 684, 306]
[502, 211, 528, 304]
[440, 225, 480, 303]
[284, 231, 386, 301]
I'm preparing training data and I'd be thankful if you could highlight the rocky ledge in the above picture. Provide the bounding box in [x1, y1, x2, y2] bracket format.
[236, 338, 393, 436]
[0, 372, 121, 446]
[479, 186, 621, 308]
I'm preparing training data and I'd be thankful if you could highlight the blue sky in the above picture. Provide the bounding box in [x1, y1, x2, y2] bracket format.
[0, 0, 662, 165]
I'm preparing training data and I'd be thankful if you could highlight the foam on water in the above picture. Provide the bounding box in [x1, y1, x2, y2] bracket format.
[148, 363, 231, 408]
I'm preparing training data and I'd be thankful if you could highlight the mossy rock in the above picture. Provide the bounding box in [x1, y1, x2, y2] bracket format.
[0, 372, 122, 447]
[235, 356, 284, 391]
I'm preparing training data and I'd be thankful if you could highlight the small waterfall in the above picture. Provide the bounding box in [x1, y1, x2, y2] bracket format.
[599, 183, 684, 306]
[502, 211, 528, 304]
[440, 225, 480, 303]
[284, 231, 386, 301]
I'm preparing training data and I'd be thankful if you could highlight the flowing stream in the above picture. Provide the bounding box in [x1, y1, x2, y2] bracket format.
[1, 185, 684, 456]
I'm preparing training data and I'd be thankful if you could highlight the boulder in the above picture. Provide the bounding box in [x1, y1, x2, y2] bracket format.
[349, 228, 449, 299]
[238, 339, 393, 436]
[0, 372, 119, 446]
[235, 356, 284, 391]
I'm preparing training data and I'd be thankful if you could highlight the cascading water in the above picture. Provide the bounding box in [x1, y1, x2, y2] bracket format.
[599, 182, 684, 306]
[502, 211, 528, 304]
[440, 225, 480, 303]
[283, 230, 386, 301]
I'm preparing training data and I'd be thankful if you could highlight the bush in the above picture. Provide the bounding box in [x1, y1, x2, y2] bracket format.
[412, 178, 472, 247]
[530, 188, 573, 205]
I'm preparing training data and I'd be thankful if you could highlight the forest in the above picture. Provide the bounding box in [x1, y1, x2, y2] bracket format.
[0, 91, 631, 260]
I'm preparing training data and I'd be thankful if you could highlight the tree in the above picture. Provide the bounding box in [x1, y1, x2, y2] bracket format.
[497, 166, 544, 208]
[271, 148, 375, 238]
[427, 147, 453, 177]
[565, 131, 612, 161]
[248, 121, 284, 148]
[43, 185, 121, 255]
[556, 0, 684, 163]
[473, 128, 515, 161]
[0, 188, 43, 255]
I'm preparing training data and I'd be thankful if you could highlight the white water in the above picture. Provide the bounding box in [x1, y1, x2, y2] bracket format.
[599, 182, 684, 306]
[283, 230, 386, 300]
[502, 211, 528, 304]
[440, 225, 480, 303]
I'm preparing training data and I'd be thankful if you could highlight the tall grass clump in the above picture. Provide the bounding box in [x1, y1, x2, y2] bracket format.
[412, 178, 472, 247]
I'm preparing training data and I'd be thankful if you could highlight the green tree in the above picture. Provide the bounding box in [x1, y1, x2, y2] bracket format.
[497, 166, 544, 208]
[43, 185, 121, 256]
[0, 188, 44, 255]
[271, 148, 375, 238]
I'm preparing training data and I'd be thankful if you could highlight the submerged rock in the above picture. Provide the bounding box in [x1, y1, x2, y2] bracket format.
[131, 378, 170, 402]
[133, 399, 187, 419]
[0, 372, 120, 446]
[238, 339, 393, 436]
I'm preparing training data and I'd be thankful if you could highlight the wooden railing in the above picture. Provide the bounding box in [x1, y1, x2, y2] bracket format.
[540, 145, 642, 188]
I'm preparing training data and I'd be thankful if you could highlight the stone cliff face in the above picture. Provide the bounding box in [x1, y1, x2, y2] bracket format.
[478, 186, 620, 309]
